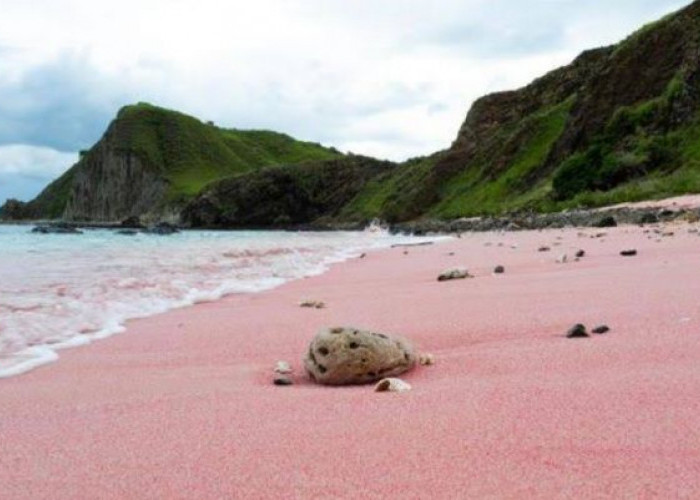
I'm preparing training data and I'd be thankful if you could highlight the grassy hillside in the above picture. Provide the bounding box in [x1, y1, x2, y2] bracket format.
[335, 1, 700, 222]
[112, 103, 342, 201]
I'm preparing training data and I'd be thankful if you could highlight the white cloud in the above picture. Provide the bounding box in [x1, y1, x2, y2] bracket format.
[0, 145, 78, 203]
[0, 145, 77, 179]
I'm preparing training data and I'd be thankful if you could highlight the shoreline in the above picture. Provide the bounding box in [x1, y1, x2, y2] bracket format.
[2, 218, 700, 498]
[3, 193, 700, 234]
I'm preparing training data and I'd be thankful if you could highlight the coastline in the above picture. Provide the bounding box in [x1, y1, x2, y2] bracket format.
[2, 219, 700, 498]
[4, 193, 700, 235]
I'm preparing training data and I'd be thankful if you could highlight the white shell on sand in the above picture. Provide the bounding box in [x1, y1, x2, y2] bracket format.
[274, 361, 292, 374]
[374, 378, 412, 393]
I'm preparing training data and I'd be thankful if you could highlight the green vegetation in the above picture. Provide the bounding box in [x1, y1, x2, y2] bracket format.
[342, 96, 574, 221]
[182, 156, 393, 227]
[551, 75, 685, 201]
[339, 156, 434, 222]
[545, 116, 700, 209]
[113, 103, 341, 199]
[432, 97, 574, 217]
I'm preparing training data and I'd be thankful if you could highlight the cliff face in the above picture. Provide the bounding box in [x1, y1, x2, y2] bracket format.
[63, 131, 169, 222]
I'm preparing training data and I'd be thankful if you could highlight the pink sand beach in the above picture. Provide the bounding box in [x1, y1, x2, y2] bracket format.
[2, 220, 700, 499]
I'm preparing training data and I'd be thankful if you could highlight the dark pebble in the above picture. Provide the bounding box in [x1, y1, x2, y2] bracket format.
[595, 215, 617, 228]
[592, 325, 610, 334]
[567, 324, 589, 338]
[273, 376, 293, 386]
[639, 213, 659, 225]
[620, 250, 638, 257]
[494, 265, 505, 274]
[575, 250, 586, 258]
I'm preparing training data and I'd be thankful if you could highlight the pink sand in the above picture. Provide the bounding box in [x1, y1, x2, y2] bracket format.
[2, 223, 700, 499]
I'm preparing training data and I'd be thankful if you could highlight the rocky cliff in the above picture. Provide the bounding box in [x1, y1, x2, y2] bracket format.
[64, 143, 170, 222]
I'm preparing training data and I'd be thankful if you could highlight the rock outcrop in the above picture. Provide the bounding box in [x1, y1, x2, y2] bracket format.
[64, 146, 169, 222]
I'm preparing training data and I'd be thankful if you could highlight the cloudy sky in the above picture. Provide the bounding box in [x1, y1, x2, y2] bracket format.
[0, 0, 688, 203]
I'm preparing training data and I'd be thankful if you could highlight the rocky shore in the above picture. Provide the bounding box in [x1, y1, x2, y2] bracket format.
[389, 204, 700, 235]
[9, 196, 700, 237]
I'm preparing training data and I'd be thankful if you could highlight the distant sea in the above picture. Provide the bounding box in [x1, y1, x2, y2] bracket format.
[0, 225, 435, 378]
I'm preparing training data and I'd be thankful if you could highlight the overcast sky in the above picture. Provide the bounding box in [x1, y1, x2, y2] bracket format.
[0, 0, 688, 203]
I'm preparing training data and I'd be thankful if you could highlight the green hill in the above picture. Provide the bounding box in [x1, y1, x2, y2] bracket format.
[110, 103, 341, 200]
[334, 1, 700, 222]
[6, 103, 341, 221]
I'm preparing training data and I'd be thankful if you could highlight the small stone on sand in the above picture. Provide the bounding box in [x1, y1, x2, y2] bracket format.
[273, 375, 293, 386]
[300, 300, 326, 309]
[620, 250, 638, 257]
[419, 353, 435, 366]
[494, 265, 505, 274]
[567, 324, 589, 338]
[592, 325, 610, 334]
[437, 268, 471, 282]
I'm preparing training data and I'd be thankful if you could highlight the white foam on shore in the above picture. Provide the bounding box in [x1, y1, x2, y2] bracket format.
[0, 227, 445, 379]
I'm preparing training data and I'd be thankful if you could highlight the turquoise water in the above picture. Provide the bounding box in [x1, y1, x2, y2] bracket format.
[0, 225, 432, 378]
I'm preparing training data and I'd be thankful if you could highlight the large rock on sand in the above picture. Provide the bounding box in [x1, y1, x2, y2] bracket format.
[304, 327, 416, 385]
